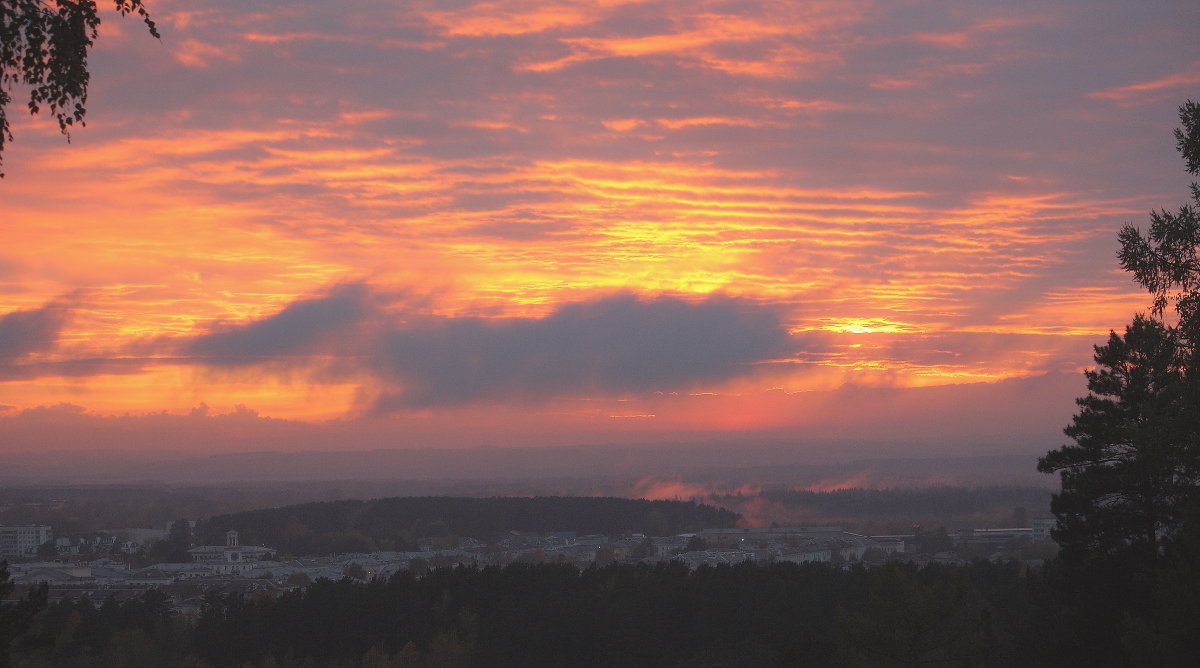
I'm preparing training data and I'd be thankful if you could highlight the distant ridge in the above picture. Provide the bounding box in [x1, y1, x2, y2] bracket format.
[201, 496, 741, 554]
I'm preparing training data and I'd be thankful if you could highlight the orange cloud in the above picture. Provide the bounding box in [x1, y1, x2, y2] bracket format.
[174, 38, 242, 68]
[418, 0, 610, 37]
[0, 0, 1174, 448]
[654, 116, 776, 129]
[1088, 66, 1200, 106]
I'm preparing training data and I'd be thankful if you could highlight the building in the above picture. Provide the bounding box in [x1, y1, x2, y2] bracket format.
[0, 524, 53, 559]
[188, 530, 273, 575]
[700, 527, 846, 547]
[1032, 518, 1057, 541]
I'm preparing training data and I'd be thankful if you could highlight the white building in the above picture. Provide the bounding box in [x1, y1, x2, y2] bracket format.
[776, 547, 832, 564]
[188, 530, 273, 575]
[0, 524, 53, 559]
[1032, 518, 1057, 541]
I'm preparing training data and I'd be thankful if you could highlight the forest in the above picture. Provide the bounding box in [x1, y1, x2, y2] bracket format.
[0, 560, 1117, 667]
[5, 556, 1197, 667]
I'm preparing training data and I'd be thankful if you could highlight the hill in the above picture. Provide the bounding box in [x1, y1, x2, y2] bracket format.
[200, 496, 740, 554]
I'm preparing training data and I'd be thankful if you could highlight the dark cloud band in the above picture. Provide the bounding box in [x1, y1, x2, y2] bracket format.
[372, 292, 796, 409]
[0, 300, 71, 363]
[180, 284, 799, 410]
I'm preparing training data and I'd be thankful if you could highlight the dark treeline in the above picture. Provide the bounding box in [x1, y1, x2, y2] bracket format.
[0, 485, 358, 537]
[761, 486, 1049, 516]
[5, 560, 1090, 667]
[7, 548, 1200, 666]
[0, 484, 1051, 540]
[200, 497, 738, 554]
[744, 485, 1052, 531]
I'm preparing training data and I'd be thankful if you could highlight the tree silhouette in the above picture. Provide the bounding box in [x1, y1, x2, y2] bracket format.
[1039, 100, 1200, 662]
[1119, 100, 1200, 349]
[1039, 316, 1189, 570]
[0, 560, 48, 667]
[0, 0, 158, 176]
[1042, 100, 1200, 565]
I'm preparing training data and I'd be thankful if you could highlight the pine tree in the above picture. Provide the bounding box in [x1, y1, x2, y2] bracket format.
[1039, 316, 1191, 571]
[1039, 100, 1200, 664]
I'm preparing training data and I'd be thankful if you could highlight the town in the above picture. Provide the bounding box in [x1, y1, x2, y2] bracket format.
[2, 516, 1059, 615]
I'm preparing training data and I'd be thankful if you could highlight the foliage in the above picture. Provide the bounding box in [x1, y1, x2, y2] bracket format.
[34, 541, 56, 562]
[6, 589, 182, 666]
[201, 496, 740, 556]
[145, 519, 200, 565]
[0, 0, 157, 176]
[1039, 316, 1192, 570]
[911, 526, 953, 555]
[0, 485, 295, 537]
[838, 563, 987, 666]
[0, 561, 47, 668]
[4, 559, 1065, 667]
[0, 483, 1050, 541]
[628, 536, 654, 560]
[5, 544, 1173, 666]
[1039, 100, 1200, 665]
[752, 485, 1052, 533]
[1118, 100, 1200, 343]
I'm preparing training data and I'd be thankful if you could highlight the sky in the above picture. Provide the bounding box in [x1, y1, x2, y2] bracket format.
[1, 0, 1198, 462]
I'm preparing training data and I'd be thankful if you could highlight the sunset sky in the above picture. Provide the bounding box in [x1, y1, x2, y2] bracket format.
[2, 0, 1198, 460]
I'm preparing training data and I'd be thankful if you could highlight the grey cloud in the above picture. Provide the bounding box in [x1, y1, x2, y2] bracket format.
[0, 296, 159, 381]
[177, 285, 803, 410]
[0, 298, 72, 363]
[371, 292, 797, 410]
[186, 283, 375, 363]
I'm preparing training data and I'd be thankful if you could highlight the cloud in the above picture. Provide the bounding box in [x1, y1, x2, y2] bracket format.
[0, 299, 72, 362]
[1088, 66, 1200, 106]
[13, 402, 88, 417]
[0, 401, 323, 457]
[176, 284, 801, 410]
[370, 292, 798, 409]
[186, 283, 376, 363]
[173, 38, 244, 68]
[0, 297, 91, 380]
[0, 295, 165, 381]
[3, 0, 1192, 438]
